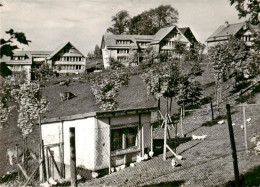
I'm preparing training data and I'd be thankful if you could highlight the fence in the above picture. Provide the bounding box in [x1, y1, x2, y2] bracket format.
[0, 103, 259, 186]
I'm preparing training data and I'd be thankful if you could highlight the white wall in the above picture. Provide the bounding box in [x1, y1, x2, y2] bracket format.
[63, 117, 96, 170]
[41, 117, 96, 171]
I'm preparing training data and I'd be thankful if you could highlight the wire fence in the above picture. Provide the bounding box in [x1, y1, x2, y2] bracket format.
[0, 104, 259, 186]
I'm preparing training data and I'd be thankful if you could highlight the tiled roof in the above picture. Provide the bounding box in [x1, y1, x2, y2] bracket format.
[103, 34, 153, 49]
[153, 26, 176, 42]
[42, 75, 157, 121]
[48, 41, 85, 59]
[205, 22, 256, 42]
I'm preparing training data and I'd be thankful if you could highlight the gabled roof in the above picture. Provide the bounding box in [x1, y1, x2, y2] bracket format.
[205, 22, 258, 42]
[151, 26, 192, 44]
[102, 34, 153, 49]
[48, 41, 85, 59]
[42, 75, 157, 122]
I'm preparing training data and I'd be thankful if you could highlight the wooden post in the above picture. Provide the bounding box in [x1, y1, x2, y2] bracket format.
[70, 127, 77, 187]
[45, 148, 50, 180]
[108, 117, 111, 174]
[180, 106, 184, 137]
[150, 123, 153, 153]
[141, 123, 144, 157]
[226, 104, 240, 186]
[41, 140, 47, 182]
[16, 144, 20, 180]
[243, 106, 248, 153]
[61, 122, 65, 178]
[163, 118, 167, 161]
[210, 97, 214, 120]
[39, 115, 43, 182]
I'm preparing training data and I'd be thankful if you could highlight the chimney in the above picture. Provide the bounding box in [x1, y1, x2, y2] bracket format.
[225, 21, 229, 27]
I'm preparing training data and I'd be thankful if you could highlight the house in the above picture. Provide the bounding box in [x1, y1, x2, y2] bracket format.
[40, 76, 157, 178]
[0, 41, 86, 80]
[206, 21, 260, 48]
[101, 26, 198, 69]
[46, 42, 86, 74]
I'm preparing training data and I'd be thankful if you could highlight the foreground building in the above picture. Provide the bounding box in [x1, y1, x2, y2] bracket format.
[206, 21, 260, 48]
[0, 41, 86, 80]
[101, 26, 198, 68]
[40, 75, 156, 178]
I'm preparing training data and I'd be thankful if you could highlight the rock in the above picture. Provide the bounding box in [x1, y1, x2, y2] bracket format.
[143, 154, 148, 160]
[130, 163, 135, 167]
[149, 151, 154, 158]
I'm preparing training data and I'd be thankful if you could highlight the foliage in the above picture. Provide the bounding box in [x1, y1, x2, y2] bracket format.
[208, 37, 252, 85]
[87, 45, 102, 59]
[190, 61, 203, 76]
[34, 63, 54, 81]
[0, 29, 31, 58]
[107, 5, 179, 35]
[129, 5, 179, 35]
[0, 77, 17, 125]
[185, 42, 205, 62]
[141, 58, 202, 109]
[107, 10, 131, 34]
[91, 69, 129, 111]
[11, 82, 48, 137]
[0, 62, 12, 77]
[176, 76, 202, 106]
[109, 58, 124, 69]
[230, 0, 259, 25]
[127, 49, 139, 66]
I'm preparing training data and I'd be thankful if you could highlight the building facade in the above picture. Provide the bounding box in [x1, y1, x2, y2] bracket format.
[0, 41, 86, 80]
[101, 26, 198, 69]
[206, 21, 260, 48]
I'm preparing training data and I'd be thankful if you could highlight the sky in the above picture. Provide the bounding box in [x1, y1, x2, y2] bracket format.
[0, 0, 246, 55]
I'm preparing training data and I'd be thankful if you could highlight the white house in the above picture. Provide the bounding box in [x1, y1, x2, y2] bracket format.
[0, 41, 86, 80]
[101, 26, 198, 68]
[206, 21, 260, 48]
[40, 76, 157, 178]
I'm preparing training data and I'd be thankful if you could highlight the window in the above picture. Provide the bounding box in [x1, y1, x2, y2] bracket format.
[117, 49, 129, 54]
[111, 126, 138, 151]
[116, 40, 131, 45]
[118, 57, 128, 62]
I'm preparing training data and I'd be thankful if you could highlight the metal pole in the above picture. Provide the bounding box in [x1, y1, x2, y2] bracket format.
[70, 127, 77, 187]
[226, 104, 240, 186]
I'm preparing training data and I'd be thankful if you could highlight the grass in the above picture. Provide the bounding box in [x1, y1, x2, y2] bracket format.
[201, 114, 226, 127]
[225, 165, 260, 186]
[143, 180, 185, 187]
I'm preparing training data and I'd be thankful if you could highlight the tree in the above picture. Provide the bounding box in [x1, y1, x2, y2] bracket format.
[0, 62, 12, 77]
[11, 82, 48, 137]
[0, 29, 31, 58]
[150, 5, 179, 30]
[107, 10, 131, 34]
[174, 40, 187, 64]
[0, 29, 31, 125]
[129, 5, 178, 35]
[94, 45, 102, 58]
[91, 69, 129, 111]
[230, 0, 259, 25]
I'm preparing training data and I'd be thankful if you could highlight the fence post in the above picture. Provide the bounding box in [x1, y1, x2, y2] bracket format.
[226, 104, 240, 186]
[70, 127, 77, 187]
[16, 144, 20, 180]
[41, 140, 47, 182]
[163, 117, 167, 161]
[242, 106, 248, 153]
[210, 97, 214, 120]
[180, 106, 184, 137]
